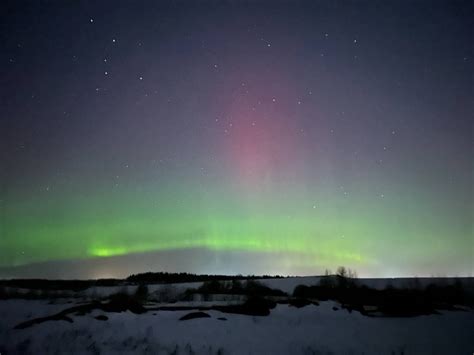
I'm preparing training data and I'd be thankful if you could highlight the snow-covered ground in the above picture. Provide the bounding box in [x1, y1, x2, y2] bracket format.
[1, 277, 473, 354]
[0, 298, 473, 354]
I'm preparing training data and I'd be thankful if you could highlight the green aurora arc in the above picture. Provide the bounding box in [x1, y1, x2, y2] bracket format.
[2, 172, 471, 277]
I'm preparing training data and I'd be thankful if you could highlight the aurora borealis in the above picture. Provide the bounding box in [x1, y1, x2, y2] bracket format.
[1, 0, 472, 278]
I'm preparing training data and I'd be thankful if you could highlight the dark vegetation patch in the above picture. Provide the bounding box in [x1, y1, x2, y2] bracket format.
[184, 280, 287, 299]
[95, 315, 108, 321]
[179, 312, 211, 321]
[104, 292, 147, 314]
[293, 274, 473, 317]
[213, 296, 276, 316]
[217, 317, 227, 321]
[133, 284, 149, 303]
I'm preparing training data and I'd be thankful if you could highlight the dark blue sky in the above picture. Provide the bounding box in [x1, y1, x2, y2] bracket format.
[1, 0, 472, 278]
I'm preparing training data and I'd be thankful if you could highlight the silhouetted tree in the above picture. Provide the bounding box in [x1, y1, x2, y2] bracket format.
[336, 266, 348, 278]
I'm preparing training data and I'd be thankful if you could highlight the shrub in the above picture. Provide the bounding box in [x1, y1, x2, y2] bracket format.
[105, 292, 146, 314]
[195, 280, 286, 297]
[134, 284, 149, 302]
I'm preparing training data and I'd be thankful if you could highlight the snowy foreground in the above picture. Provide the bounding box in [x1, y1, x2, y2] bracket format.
[1, 278, 473, 354]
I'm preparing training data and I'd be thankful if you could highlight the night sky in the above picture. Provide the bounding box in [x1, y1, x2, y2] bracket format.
[1, 0, 472, 279]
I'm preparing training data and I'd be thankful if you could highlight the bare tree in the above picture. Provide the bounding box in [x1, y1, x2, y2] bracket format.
[347, 268, 358, 279]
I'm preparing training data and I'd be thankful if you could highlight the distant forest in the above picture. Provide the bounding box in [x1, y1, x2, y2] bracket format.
[126, 272, 284, 284]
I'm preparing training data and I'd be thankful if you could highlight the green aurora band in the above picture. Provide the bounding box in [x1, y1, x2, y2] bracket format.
[2, 174, 470, 277]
